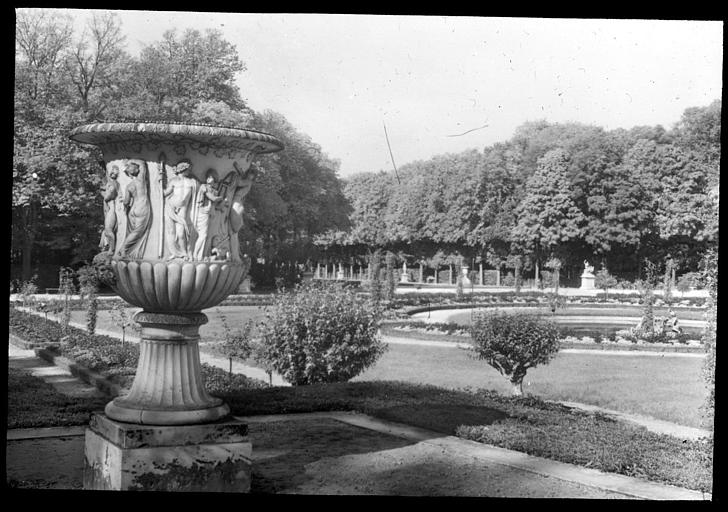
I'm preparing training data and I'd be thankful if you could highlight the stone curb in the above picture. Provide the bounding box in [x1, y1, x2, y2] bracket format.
[7, 426, 87, 440]
[33, 347, 124, 398]
[234, 411, 711, 501]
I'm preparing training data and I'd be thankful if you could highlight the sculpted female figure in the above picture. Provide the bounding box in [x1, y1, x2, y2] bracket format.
[193, 169, 224, 260]
[227, 161, 257, 262]
[163, 159, 197, 260]
[119, 161, 152, 259]
[99, 165, 120, 253]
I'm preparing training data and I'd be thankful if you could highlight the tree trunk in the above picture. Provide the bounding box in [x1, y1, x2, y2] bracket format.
[511, 378, 523, 396]
[22, 234, 34, 282]
[534, 259, 540, 289]
[555, 268, 560, 293]
[21, 204, 36, 282]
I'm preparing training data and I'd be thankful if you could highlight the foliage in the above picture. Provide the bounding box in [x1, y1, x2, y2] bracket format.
[594, 267, 618, 301]
[699, 248, 717, 431]
[77, 263, 99, 334]
[7, 367, 108, 428]
[367, 250, 384, 302]
[663, 257, 675, 304]
[256, 282, 386, 385]
[58, 267, 75, 332]
[108, 301, 135, 344]
[470, 311, 561, 395]
[19, 276, 39, 308]
[512, 150, 586, 269]
[216, 307, 254, 377]
[200, 363, 268, 395]
[383, 252, 397, 302]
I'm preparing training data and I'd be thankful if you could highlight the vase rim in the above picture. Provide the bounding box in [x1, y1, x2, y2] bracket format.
[69, 121, 283, 153]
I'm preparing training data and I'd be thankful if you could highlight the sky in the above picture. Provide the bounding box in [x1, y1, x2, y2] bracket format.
[41, 10, 724, 177]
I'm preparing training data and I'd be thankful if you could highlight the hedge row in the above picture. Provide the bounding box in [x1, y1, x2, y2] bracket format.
[8, 307, 268, 393]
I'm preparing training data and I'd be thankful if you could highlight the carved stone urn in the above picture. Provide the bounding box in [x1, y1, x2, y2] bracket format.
[70, 122, 283, 425]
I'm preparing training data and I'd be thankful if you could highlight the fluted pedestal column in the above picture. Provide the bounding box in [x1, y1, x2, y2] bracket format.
[105, 311, 230, 425]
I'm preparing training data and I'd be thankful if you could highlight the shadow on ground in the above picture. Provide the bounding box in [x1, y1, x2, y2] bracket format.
[369, 404, 510, 435]
[249, 418, 416, 494]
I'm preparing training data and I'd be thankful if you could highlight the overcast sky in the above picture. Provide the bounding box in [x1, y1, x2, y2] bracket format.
[49, 10, 723, 177]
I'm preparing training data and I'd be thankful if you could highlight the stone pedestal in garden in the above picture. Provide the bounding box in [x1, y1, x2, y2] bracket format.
[238, 275, 252, 293]
[84, 413, 252, 492]
[70, 122, 282, 491]
[580, 260, 596, 290]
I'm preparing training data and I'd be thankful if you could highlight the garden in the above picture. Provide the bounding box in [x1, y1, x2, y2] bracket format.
[8, 270, 716, 494]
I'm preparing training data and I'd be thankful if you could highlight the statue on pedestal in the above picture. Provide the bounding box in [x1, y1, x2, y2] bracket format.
[582, 260, 595, 277]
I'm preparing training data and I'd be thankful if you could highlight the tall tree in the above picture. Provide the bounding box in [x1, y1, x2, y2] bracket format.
[64, 11, 127, 119]
[128, 28, 248, 120]
[512, 149, 586, 281]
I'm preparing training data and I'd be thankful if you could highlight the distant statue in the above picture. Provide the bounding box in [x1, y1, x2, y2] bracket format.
[227, 161, 256, 262]
[99, 165, 120, 253]
[119, 161, 152, 259]
[162, 159, 196, 260]
[193, 168, 224, 260]
[664, 310, 682, 334]
[583, 260, 595, 275]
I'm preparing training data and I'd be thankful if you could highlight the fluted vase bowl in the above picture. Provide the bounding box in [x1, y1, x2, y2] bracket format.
[70, 122, 283, 425]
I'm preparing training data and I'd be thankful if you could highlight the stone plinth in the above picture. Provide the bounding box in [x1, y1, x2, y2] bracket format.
[84, 414, 252, 491]
[580, 273, 596, 290]
[238, 275, 251, 293]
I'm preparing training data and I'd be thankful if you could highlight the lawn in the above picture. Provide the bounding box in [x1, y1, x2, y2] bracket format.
[353, 344, 707, 428]
[69, 304, 708, 427]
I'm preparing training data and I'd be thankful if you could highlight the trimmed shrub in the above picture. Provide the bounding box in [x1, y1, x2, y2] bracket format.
[256, 281, 386, 385]
[470, 311, 560, 396]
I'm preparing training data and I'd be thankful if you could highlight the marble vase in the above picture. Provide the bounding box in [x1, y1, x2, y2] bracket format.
[70, 121, 283, 491]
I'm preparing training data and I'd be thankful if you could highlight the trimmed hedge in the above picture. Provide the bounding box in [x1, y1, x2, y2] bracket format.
[9, 307, 268, 391]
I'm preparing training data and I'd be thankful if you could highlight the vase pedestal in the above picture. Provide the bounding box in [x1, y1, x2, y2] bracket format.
[83, 414, 252, 491]
[104, 311, 230, 425]
[84, 311, 251, 491]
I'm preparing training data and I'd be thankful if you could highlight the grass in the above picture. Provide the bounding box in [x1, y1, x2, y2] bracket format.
[354, 343, 708, 428]
[7, 367, 108, 429]
[67, 304, 708, 426]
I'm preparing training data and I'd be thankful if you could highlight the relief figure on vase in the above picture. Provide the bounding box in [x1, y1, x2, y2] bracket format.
[119, 161, 152, 259]
[162, 159, 197, 260]
[99, 165, 120, 253]
[227, 161, 257, 262]
[193, 168, 224, 260]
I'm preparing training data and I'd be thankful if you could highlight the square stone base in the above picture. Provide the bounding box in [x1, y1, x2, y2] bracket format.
[83, 413, 252, 492]
[580, 275, 595, 290]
